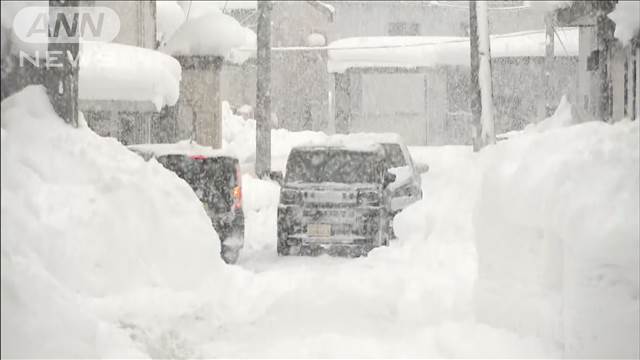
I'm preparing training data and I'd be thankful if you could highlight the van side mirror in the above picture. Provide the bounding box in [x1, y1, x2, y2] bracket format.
[415, 163, 430, 173]
[383, 172, 396, 188]
[269, 170, 284, 185]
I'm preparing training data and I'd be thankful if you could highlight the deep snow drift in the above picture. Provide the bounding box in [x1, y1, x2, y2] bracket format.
[475, 118, 639, 358]
[1, 87, 638, 357]
[1, 86, 227, 357]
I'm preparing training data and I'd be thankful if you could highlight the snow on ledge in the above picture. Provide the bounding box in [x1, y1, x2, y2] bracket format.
[327, 28, 579, 73]
[79, 41, 181, 111]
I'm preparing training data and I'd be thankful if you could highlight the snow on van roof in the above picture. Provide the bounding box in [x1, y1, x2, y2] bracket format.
[327, 27, 579, 73]
[79, 41, 181, 111]
[128, 141, 232, 158]
[291, 132, 403, 153]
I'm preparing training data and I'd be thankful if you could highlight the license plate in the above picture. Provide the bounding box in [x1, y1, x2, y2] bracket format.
[307, 224, 331, 237]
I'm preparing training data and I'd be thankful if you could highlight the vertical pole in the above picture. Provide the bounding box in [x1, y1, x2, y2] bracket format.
[477, 0, 495, 146]
[544, 12, 556, 117]
[469, 0, 482, 151]
[255, 0, 272, 178]
[46, 0, 79, 127]
[635, 43, 640, 121]
[596, 13, 611, 122]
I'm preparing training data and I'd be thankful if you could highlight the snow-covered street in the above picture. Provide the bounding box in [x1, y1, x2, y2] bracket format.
[2, 84, 639, 358]
[2, 0, 640, 358]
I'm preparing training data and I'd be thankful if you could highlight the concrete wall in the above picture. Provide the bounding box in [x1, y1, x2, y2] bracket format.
[81, 1, 161, 146]
[336, 58, 579, 146]
[95, 0, 156, 49]
[220, 61, 257, 110]
[175, 56, 223, 148]
[221, 1, 332, 131]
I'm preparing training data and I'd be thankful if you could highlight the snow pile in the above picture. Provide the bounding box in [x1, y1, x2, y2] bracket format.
[0, 86, 227, 357]
[525, 95, 578, 132]
[240, 174, 280, 253]
[79, 41, 182, 110]
[474, 118, 639, 357]
[161, 4, 256, 64]
[327, 28, 578, 72]
[608, 0, 640, 44]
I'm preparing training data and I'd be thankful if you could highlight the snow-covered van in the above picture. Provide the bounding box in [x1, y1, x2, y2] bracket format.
[128, 142, 244, 264]
[275, 144, 396, 257]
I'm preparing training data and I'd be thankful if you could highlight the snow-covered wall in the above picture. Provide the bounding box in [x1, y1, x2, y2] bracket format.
[474, 116, 639, 357]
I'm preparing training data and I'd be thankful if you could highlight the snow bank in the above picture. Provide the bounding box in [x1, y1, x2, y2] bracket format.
[327, 28, 578, 72]
[79, 41, 182, 110]
[608, 0, 640, 44]
[162, 4, 256, 64]
[0, 86, 226, 357]
[474, 118, 639, 357]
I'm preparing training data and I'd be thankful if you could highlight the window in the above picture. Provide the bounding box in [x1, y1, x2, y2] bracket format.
[388, 22, 420, 36]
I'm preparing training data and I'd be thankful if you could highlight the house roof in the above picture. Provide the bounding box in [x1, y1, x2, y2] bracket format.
[327, 27, 579, 73]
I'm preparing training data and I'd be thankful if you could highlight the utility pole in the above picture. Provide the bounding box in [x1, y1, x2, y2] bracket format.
[469, 0, 496, 149]
[476, 1, 495, 147]
[45, 0, 80, 127]
[543, 12, 555, 117]
[255, 0, 272, 178]
[469, 1, 482, 151]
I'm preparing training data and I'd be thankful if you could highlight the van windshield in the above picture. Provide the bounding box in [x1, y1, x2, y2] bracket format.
[285, 149, 382, 184]
[380, 143, 406, 169]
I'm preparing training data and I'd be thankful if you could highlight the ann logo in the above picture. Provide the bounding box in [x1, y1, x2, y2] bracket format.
[13, 6, 120, 44]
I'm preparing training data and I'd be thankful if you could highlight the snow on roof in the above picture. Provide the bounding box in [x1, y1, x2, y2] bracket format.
[608, 1, 640, 44]
[327, 27, 579, 73]
[161, 4, 256, 63]
[294, 142, 384, 154]
[127, 141, 231, 158]
[79, 41, 181, 111]
[156, 1, 186, 44]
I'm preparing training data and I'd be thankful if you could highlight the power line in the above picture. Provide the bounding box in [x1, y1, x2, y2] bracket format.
[232, 28, 576, 53]
[429, 1, 532, 11]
